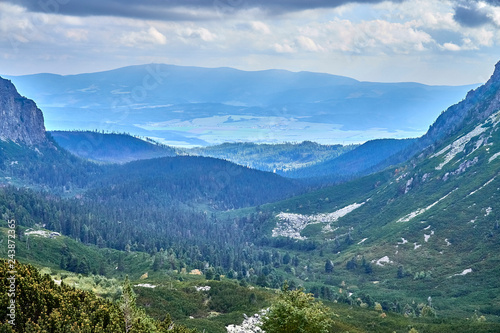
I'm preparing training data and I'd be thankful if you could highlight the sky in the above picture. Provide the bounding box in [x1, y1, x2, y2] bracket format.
[1, 0, 500, 85]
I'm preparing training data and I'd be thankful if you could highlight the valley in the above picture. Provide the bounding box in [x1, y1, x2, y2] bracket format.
[1, 60, 500, 332]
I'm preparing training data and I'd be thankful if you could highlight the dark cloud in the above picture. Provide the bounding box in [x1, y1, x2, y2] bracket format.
[8, 0, 405, 21]
[453, 3, 494, 27]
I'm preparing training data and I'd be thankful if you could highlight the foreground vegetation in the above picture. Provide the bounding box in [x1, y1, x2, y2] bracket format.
[1, 259, 500, 332]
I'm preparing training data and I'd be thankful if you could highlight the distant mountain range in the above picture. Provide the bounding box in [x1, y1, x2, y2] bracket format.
[5, 64, 478, 147]
[48, 131, 413, 184]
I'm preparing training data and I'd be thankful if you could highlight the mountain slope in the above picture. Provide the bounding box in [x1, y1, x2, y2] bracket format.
[50, 131, 176, 164]
[5, 64, 477, 146]
[183, 141, 356, 173]
[282, 138, 416, 182]
[255, 61, 500, 319]
[91, 156, 303, 211]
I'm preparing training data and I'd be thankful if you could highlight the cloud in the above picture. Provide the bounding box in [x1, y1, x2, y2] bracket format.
[9, 0, 406, 21]
[65, 29, 88, 42]
[119, 26, 167, 47]
[442, 42, 462, 51]
[453, 3, 494, 27]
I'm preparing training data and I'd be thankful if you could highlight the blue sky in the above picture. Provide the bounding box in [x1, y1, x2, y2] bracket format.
[1, 0, 500, 85]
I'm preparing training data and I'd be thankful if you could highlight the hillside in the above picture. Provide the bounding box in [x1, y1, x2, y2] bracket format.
[183, 141, 356, 173]
[50, 130, 176, 164]
[251, 61, 500, 320]
[283, 138, 417, 183]
[90, 155, 303, 211]
[5, 64, 477, 146]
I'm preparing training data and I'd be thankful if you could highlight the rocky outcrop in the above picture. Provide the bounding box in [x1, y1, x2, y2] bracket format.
[382, 59, 500, 166]
[0, 76, 47, 146]
[422, 60, 500, 147]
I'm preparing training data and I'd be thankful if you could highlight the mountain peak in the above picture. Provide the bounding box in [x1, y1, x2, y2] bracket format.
[0, 76, 47, 146]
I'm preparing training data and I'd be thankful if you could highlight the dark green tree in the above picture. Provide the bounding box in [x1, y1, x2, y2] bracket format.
[324, 260, 334, 273]
[260, 282, 333, 333]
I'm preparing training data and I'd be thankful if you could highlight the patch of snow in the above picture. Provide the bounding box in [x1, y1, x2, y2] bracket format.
[489, 152, 500, 163]
[492, 110, 500, 127]
[396, 172, 409, 182]
[397, 238, 408, 245]
[468, 176, 497, 196]
[357, 238, 368, 245]
[135, 283, 156, 288]
[273, 202, 365, 240]
[195, 286, 211, 292]
[452, 268, 472, 277]
[422, 173, 431, 182]
[397, 190, 455, 223]
[24, 230, 61, 238]
[485, 207, 493, 216]
[373, 256, 393, 266]
[322, 224, 338, 233]
[404, 177, 414, 194]
[432, 122, 488, 170]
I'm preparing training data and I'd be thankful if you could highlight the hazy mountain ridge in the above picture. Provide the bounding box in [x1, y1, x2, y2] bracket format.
[5, 64, 478, 146]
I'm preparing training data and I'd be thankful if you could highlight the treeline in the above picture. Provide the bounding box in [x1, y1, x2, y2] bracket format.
[0, 138, 102, 190]
[89, 155, 303, 210]
[0, 186, 296, 284]
[184, 141, 356, 173]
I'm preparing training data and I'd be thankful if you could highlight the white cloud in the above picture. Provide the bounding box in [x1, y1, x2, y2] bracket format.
[65, 29, 89, 42]
[273, 42, 295, 53]
[180, 27, 217, 42]
[301, 19, 433, 54]
[251, 21, 271, 34]
[119, 26, 167, 47]
[442, 42, 461, 51]
[296, 35, 323, 52]
[148, 27, 167, 44]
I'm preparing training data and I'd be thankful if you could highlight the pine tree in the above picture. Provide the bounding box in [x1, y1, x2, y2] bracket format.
[324, 260, 334, 273]
[120, 276, 137, 333]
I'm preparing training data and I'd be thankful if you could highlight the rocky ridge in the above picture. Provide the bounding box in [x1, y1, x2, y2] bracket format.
[0, 76, 47, 146]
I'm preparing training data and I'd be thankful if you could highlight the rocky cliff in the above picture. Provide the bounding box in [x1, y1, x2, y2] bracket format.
[422, 59, 500, 146]
[0, 76, 47, 146]
[380, 59, 500, 167]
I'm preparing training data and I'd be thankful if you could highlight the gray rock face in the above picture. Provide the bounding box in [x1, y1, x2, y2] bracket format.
[0, 76, 47, 146]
